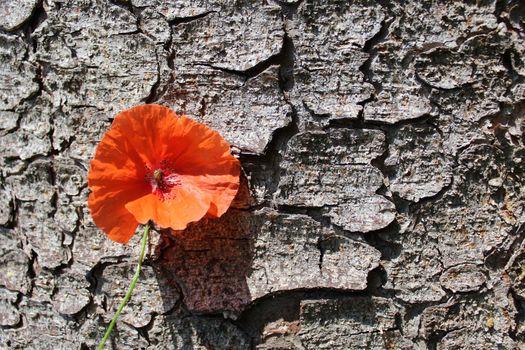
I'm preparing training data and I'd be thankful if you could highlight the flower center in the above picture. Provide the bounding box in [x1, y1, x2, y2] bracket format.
[145, 160, 181, 200]
[153, 169, 163, 183]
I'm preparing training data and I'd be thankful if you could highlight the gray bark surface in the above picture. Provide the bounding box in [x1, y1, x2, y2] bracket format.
[0, 0, 524, 349]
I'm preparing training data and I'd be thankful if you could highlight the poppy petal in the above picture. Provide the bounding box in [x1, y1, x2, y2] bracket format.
[88, 112, 152, 243]
[181, 172, 240, 217]
[168, 116, 237, 175]
[159, 116, 241, 216]
[112, 104, 180, 168]
[124, 185, 212, 231]
[88, 104, 240, 243]
[88, 192, 139, 243]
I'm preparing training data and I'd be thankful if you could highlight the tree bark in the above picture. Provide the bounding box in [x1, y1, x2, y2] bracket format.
[1, 0, 524, 349]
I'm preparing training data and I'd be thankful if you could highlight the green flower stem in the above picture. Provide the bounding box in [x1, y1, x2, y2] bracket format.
[97, 223, 150, 350]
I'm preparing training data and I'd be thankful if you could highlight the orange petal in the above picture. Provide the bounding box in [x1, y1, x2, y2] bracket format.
[111, 104, 181, 168]
[160, 116, 241, 216]
[125, 185, 212, 231]
[181, 170, 240, 217]
[88, 191, 139, 244]
[168, 116, 236, 175]
[88, 110, 152, 242]
[88, 104, 240, 241]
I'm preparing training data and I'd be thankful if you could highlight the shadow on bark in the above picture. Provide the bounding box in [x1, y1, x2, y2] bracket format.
[151, 174, 256, 345]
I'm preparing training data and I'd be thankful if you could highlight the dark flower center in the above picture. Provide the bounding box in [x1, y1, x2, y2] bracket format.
[145, 160, 181, 199]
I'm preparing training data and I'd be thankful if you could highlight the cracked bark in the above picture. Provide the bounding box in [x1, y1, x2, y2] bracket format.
[1, 0, 525, 349]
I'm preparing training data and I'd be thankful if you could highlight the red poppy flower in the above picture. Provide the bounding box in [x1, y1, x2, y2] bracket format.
[87, 104, 240, 243]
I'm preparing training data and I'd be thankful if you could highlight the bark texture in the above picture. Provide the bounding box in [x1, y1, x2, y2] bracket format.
[1, 0, 525, 349]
